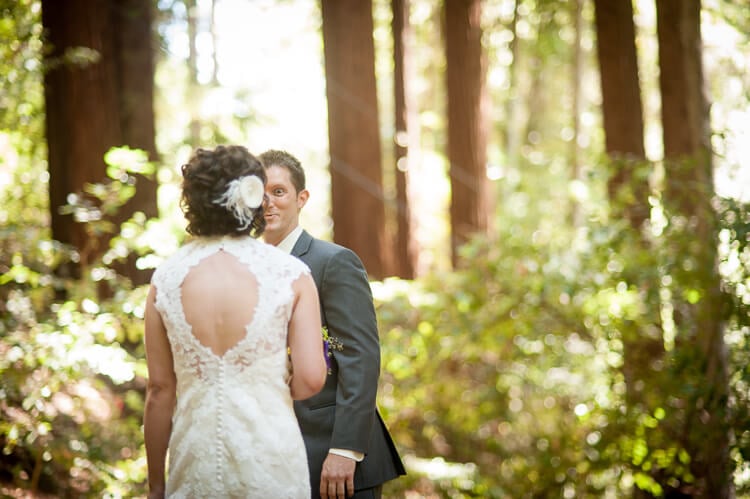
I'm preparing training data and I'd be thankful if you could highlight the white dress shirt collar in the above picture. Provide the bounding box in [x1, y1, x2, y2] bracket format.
[276, 225, 303, 254]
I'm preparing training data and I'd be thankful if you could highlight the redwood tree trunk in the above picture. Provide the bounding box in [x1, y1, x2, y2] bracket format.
[42, 0, 158, 283]
[43, 0, 123, 271]
[570, 0, 583, 227]
[321, 0, 387, 279]
[444, 0, 489, 266]
[593, 4, 665, 496]
[115, 0, 157, 220]
[392, 0, 417, 279]
[114, 0, 159, 284]
[504, 0, 521, 175]
[185, 0, 201, 147]
[593, 0, 649, 229]
[656, 0, 730, 496]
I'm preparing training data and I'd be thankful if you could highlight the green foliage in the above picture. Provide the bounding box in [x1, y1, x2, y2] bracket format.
[376, 189, 750, 497]
[1, 261, 150, 496]
[1, 282, 148, 496]
[377, 231, 619, 497]
[0, 145, 162, 496]
[719, 197, 750, 495]
[0, 0, 44, 135]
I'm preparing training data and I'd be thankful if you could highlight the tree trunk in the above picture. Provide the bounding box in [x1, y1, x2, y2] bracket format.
[444, 0, 489, 265]
[185, 0, 201, 147]
[43, 0, 123, 272]
[504, 0, 522, 174]
[321, 0, 387, 279]
[593, 3, 666, 496]
[113, 0, 159, 284]
[444, 0, 489, 267]
[569, 0, 583, 227]
[593, 0, 649, 229]
[42, 0, 157, 283]
[391, 0, 417, 279]
[656, 0, 731, 496]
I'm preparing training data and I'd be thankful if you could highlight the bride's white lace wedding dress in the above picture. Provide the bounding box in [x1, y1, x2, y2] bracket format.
[151, 236, 310, 498]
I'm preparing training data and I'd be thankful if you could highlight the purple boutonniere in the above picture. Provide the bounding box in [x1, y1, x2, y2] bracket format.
[321, 326, 343, 374]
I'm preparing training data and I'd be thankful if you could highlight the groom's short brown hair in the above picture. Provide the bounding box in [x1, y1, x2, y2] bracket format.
[258, 150, 306, 194]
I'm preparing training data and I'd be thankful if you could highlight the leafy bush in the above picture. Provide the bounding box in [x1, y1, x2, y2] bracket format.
[376, 231, 621, 498]
[0, 147, 165, 497]
[377, 198, 750, 498]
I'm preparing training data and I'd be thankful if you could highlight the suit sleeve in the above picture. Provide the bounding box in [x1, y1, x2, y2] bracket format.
[319, 248, 380, 453]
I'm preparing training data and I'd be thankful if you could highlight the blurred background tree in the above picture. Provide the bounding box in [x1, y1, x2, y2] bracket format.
[41, 0, 158, 286]
[321, 0, 389, 279]
[1, 0, 749, 497]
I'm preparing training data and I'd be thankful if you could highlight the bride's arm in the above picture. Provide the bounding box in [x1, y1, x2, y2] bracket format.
[288, 272, 327, 400]
[144, 285, 176, 498]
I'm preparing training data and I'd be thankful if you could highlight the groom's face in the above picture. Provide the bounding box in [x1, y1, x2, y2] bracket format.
[263, 165, 308, 246]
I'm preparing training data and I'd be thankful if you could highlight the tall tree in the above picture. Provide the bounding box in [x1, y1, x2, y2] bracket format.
[504, 0, 522, 175]
[656, 0, 731, 496]
[593, 0, 663, 403]
[117, 0, 158, 210]
[321, 0, 387, 278]
[444, 0, 489, 266]
[115, 0, 159, 285]
[42, 0, 157, 283]
[593, 0, 649, 229]
[43, 0, 120, 272]
[569, 0, 583, 227]
[391, 0, 417, 279]
[185, 0, 201, 146]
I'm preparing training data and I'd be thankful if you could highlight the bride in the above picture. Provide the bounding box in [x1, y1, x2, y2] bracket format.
[143, 145, 327, 498]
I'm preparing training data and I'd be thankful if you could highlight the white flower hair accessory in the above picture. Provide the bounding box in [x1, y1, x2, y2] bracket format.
[213, 175, 264, 230]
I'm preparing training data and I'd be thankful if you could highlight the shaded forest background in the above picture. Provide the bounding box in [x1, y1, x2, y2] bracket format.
[1, 0, 749, 497]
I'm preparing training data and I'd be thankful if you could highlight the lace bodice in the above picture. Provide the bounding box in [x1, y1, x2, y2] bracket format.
[151, 236, 311, 498]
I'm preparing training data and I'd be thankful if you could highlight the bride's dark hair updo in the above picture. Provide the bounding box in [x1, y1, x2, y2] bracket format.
[180, 145, 267, 237]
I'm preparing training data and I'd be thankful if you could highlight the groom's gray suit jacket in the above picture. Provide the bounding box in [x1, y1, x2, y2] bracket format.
[291, 230, 405, 496]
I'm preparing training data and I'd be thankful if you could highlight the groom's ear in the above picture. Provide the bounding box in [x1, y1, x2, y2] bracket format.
[297, 189, 309, 210]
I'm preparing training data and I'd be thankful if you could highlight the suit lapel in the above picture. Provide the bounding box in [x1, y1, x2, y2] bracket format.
[291, 229, 313, 258]
[291, 230, 326, 327]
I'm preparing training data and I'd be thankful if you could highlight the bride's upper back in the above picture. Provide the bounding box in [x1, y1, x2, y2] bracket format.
[180, 249, 259, 356]
[151, 237, 307, 362]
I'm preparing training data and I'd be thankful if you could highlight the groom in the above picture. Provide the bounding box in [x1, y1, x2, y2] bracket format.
[259, 150, 405, 499]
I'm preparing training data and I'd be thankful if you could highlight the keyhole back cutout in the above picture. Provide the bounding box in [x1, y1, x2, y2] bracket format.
[181, 250, 259, 357]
